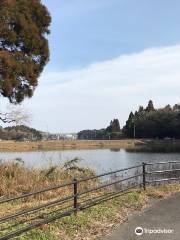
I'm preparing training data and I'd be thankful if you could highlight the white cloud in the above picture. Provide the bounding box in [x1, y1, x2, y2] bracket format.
[22, 44, 180, 132]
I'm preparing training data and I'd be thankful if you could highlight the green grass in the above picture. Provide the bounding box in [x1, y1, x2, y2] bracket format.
[1, 184, 180, 240]
[0, 190, 148, 240]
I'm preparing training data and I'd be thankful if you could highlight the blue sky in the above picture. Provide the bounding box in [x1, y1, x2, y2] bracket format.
[8, 0, 180, 133]
[42, 0, 180, 70]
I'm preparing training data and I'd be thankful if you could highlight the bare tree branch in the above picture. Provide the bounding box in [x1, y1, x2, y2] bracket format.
[0, 105, 32, 125]
[0, 113, 16, 123]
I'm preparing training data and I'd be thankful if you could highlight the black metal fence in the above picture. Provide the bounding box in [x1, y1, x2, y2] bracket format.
[1, 161, 180, 239]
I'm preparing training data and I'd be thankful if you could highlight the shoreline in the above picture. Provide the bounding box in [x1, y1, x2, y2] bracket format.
[1, 139, 180, 152]
[0, 139, 141, 152]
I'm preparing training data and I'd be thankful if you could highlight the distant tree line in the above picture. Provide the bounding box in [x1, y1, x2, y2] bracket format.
[123, 100, 180, 139]
[78, 119, 123, 140]
[78, 100, 180, 140]
[3, 100, 179, 141]
[0, 125, 42, 141]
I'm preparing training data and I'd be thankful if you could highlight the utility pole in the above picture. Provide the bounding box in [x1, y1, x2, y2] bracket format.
[134, 122, 136, 139]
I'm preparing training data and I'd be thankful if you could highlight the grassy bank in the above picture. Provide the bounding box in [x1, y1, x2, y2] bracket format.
[0, 139, 141, 152]
[1, 161, 180, 239]
[0, 159, 95, 198]
[1, 139, 180, 152]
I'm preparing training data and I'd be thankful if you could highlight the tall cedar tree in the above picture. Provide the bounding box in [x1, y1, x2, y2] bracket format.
[146, 100, 155, 112]
[0, 0, 51, 103]
[106, 119, 121, 132]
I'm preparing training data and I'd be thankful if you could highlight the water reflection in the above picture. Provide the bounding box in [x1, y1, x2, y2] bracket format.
[109, 148, 121, 152]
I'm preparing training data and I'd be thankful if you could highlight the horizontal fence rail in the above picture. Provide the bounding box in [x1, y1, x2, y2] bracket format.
[0, 161, 180, 239]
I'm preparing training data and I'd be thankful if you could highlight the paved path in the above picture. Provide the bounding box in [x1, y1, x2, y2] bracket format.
[100, 193, 180, 240]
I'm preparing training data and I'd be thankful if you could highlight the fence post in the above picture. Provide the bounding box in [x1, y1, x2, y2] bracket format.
[142, 162, 146, 190]
[73, 178, 78, 215]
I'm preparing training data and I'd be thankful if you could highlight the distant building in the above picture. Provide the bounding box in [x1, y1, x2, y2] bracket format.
[41, 132, 77, 141]
[59, 133, 78, 140]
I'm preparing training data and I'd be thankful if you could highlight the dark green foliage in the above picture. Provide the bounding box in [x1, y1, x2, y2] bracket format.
[146, 100, 155, 112]
[124, 101, 180, 139]
[0, 0, 51, 103]
[78, 119, 122, 140]
[78, 101, 180, 140]
[124, 112, 135, 138]
[78, 129, 108, 140]
[106, 119, 120, 133]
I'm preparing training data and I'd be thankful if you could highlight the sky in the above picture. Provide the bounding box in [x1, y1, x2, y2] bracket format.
[8, 0, 180, 133]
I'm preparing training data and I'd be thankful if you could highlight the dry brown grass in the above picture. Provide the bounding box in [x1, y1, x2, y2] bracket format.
[145, 184, 180, 198]
[0, 139, 141, 152]
[0, 162, 180, 240]
[0, 160, 96, 201]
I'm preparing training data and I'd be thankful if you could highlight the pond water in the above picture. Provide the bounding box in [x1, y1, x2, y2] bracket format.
[1, 149, 180, 174]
